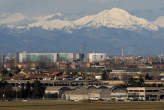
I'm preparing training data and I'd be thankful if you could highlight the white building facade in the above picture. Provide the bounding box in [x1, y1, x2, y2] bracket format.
[87, 53, 107, 62]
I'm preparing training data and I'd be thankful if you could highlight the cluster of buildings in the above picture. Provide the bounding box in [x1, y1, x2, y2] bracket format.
[2, 52, 164, 81]
[2, 52, 164, 70]
[1, 52, 164, 102]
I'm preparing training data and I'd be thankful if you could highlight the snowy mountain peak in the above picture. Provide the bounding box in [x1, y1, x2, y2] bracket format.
[103, 8, 130, 15]
[74, 8, 158, 31]
[98, 8, 132, 20]
[33, 13, 63, 21]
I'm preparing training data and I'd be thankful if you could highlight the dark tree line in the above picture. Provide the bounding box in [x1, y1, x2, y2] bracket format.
[0, 80, 15, 100]
[0, 80, 45, 100]
[101, 70, 111, 80]
[125, 76, 164, 87]
[126, 77, 145, 87]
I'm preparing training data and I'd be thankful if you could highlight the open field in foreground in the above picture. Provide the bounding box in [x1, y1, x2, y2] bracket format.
[0, 100, 164, 110]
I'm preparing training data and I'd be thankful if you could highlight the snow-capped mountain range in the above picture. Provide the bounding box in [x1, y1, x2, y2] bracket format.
[0, 8, 163, 31]
[1, 8, 164, 55]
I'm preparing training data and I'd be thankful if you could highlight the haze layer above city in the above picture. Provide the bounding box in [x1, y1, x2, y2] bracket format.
[0, 0, 164, 55]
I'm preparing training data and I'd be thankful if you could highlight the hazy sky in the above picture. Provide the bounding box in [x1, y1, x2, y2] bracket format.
[0, 0, 164, 20]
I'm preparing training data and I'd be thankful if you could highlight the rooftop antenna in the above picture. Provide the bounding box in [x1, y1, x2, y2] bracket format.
[80, 44, 83, 54]
[122, 48, 124, 57]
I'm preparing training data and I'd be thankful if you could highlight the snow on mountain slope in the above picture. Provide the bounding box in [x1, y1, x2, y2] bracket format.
[0, 13, 34, 29]
[154, 16, 164, 27]
[28, 19, 72, 30]
[73, 8, 158, 31]
[27, 13, 73, 30]
[0, 13, 25, 25]
[1, 8, 159, 31]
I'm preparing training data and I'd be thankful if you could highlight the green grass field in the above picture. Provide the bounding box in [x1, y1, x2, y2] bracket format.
[0, 100, 164, 110]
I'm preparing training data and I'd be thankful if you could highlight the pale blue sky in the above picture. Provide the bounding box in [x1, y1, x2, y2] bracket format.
[0, 0, 164, 20]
